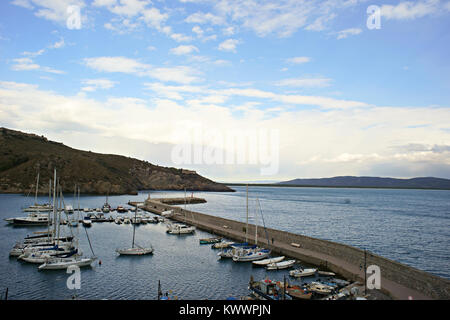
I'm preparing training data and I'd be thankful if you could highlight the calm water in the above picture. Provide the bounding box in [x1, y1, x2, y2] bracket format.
[0, 186, 449, 300]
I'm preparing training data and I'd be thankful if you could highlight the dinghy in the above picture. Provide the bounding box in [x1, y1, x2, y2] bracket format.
[252, 256, 285, 266]
[38, 256, 97, 270]
[266, 259, 296, 270]
[289, 268, 317, 278]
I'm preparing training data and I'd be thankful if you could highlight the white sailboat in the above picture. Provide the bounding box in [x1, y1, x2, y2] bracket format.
[166, 188, 195, 235]
[38, 171, 97, 270]
[116, 205, 153, 255]
[289, 268, 318, 278]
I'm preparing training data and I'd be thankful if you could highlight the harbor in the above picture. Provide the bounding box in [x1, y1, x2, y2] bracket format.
[1, 186, 449, 300]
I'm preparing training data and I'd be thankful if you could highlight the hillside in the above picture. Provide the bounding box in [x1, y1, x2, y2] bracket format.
[0, 128, 233, 195]
[278, 176, 450, 190]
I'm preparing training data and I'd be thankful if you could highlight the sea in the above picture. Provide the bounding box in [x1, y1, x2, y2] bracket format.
[0, 185, 448, 300]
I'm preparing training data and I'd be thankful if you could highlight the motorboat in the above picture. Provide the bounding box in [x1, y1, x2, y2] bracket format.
[161, 210, 174, 218]
[289, 268, 317, 278]
[82, 216, 92, 227]
[318, 270, 336, 277]
[6, 213, 51, 226]
[266, 259, 296, 270]
[232, 248, 271, 262]
[199, 237, 222, 244]
[166, 223, 195, 235]
[252, 256, 285, 266]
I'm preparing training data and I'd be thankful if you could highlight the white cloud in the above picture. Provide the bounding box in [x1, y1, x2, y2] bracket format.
[170, 45, 199, 55]
[11, 57, 65, 74]
[185, 12, 225, 25]
[218, 39, 239, 52]
[83, 56, 201, 84]
[286, 56, 311, 64]
[170, 33, 193, 42]
[84, 56, 151, 75]
[11, 0, 87, 24]
[81, 79, 116, 92]
[381, 0, 441, 20]
[335, 28, 362, 39]
[275, 77, 332, 88]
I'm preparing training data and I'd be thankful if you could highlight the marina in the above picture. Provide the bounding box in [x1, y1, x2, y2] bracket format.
[1, 186, 449, 300]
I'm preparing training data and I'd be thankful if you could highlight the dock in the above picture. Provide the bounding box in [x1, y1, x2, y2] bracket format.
[142, 198, 450, 300]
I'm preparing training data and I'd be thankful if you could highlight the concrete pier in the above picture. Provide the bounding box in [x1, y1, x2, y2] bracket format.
[143, 198, 450, 300]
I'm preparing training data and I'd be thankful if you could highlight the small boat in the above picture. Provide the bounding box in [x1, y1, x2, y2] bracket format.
[306, 282, 336, 296]
[266, 259, 296, 270]
[283, 283, 312, 300]
[199, 237, 222, 244]
[329, 278, 350, 287]
[82, 216, 92, 227]
[248, 277, 291, 300]
[289, 268, 317, 278]
[161, 210, 174, 218]
[6, 213, 51, 226]
[83, 208, 90, 213]
[123, 217, 131, 224]
[252, 256, 285, 266]
[212, 241, 234, 249]
[38, 256, 97, 270]
[114, 217, 122, 224]
[116, 246, 153, 255]
[116, 205, 153, 256]
[232, 248, 271, 262]
[64, 205, 74, 214]
[166, 223, 195, 235]
[116, 206, 127, 213]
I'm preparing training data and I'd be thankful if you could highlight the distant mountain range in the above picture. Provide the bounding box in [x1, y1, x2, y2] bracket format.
[0, 127, 233, 195]
[278, 176, 450, 190]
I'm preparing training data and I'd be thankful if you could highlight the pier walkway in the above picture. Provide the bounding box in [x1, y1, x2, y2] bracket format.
[143, 198, 450, 300]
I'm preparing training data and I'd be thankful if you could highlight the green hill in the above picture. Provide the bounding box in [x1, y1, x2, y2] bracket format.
[0, 127, 233, 195]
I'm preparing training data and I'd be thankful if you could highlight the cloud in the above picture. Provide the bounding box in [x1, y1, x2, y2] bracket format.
[11, 57, 65, 74]
[2, 81, 450, 180]
[81, 79, 116, 92]
[275, 77, 333, 88]
[286, 56, 311, 64]
[11, 0, 87, 24]
[185, 12, 225, 25]
[84, 56, 151, 75]
[381, 0, 441, 20]
[335, 28, 362, 39]
[218, 39, 239, 52]
[170, 45, 199, 55]
[83, 56, 201, 84]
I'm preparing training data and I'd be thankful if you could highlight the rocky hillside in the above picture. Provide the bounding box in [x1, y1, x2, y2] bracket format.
[0, 128, 233, 195]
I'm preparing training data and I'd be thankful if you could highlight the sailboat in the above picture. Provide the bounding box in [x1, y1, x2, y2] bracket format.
[38, 171, 97, 270]
[116, 204, 153, 255]
[102, 192, 111, 213]
[22, 171, 53, 212]
[232, 186, 271, 262]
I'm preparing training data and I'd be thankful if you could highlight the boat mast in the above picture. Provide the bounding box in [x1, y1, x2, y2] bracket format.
[184, 187, 187, 223]
[132, 204, 137, 248]
[245, 184, 248, 243]
[52, 169, 57, 240]
[34, 171, 40, 205]
[255, 199, 258, 246]
[47, 178, 52, 242]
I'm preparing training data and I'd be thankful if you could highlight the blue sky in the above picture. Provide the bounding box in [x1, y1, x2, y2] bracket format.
[1, 0, 450, 181]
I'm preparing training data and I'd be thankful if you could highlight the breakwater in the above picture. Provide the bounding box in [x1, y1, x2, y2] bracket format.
[143, 198, 450, 300]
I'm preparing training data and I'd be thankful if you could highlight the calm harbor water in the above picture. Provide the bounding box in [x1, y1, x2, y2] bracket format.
[0, 186, 449, 300]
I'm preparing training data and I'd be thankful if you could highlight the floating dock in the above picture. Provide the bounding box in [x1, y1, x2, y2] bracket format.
[142, 198, 450, 300]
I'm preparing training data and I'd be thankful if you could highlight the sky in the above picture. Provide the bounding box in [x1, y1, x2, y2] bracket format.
[0, 0, 450, 182]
